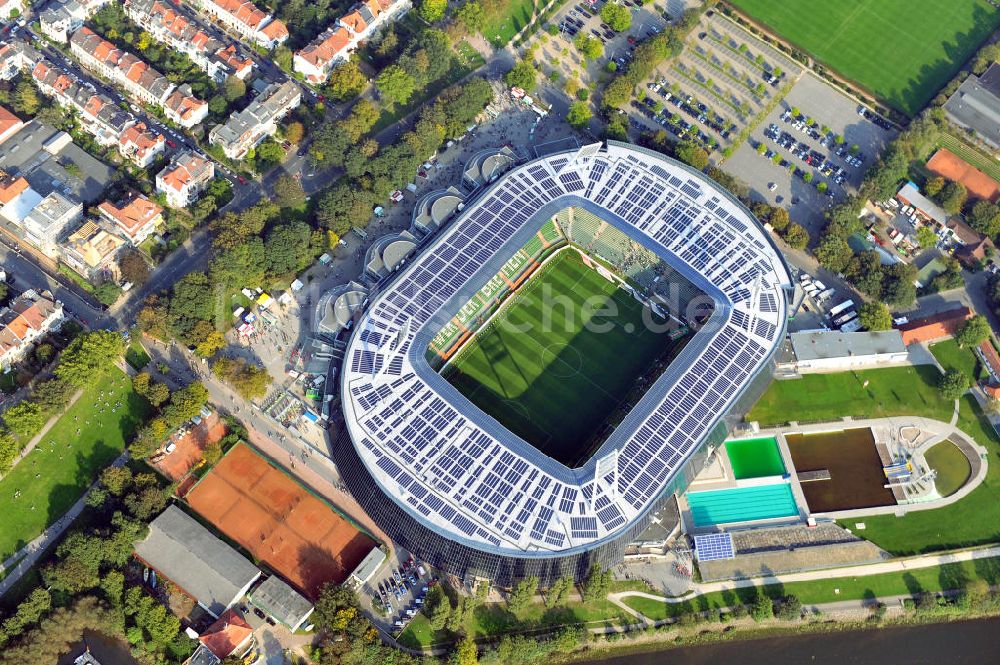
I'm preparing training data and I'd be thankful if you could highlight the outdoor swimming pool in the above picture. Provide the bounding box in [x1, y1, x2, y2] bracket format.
[686, 483, 799, 527]
[725, 437, 786, 479]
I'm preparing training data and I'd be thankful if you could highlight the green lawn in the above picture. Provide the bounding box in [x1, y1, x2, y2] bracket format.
[747, 365, 953, 427]
[624, 555, 1000, 620]
[930, 339, 985, 381]
[0, 369, 149, 561]
[728, 0, 1000, 116]
[482, 0, 536, 47]
[124, 336, 151, 372]
[444, 250, 680, 466]
[925, 440, 972, 497]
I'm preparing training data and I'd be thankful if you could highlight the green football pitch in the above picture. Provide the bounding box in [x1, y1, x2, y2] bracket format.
[729, 0, 1000, 116]
[443, 249, 682, 467]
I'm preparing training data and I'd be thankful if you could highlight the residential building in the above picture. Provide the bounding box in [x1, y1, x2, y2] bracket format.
[0, 170, 41, 225]
[70, 27, 207, 127]
[184, 647, 221, 665]
[74, 652, 102, 665]
[118, 122, 165, 167]
[0, 106, 24, 146]
[208, 80, 300, 159]
[897, 306, 974, 345]
[156, 150, 214, 207]
[187, 0, 288, 49]
[944, 63, 1000, 150]
[0, 39, 40, 80]
[162, 84, 209, 128]
[925, 148, 1000, 203]
[31, 58, 169, 164]
[39, 0, 111, 42]
[98, 190, 164, 244]
[247, 576, 314, 632]
[0, 289, 65, 371]
[776, 330, 909, 373]
[61, 220, 126, 279]
[197, 609, 254, 660]
[125, 0, 254, 82]
[0, 0, 24, 21]
[134, 505, 262, 618]
[20, 190, 82, 257]
[293, 0, 407, 83]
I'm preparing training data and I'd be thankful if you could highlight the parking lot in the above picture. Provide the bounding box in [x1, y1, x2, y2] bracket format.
[623, 11, 801, 155]
[361, 551, 435, 636]
[726, 73, 897, 239]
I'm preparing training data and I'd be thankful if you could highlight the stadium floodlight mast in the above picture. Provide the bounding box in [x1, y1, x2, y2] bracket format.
[335, 142, 792, 585]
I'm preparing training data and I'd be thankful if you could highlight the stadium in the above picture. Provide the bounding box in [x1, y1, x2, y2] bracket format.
[336, 142, 792, 585]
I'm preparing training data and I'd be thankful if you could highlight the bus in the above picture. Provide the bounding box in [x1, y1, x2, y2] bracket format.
[840, 318, 863, 333]
[827, 299, 855, 319]
[833, 311, 857, 327]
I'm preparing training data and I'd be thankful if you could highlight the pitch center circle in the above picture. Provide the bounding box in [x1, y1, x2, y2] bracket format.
[540, 343, 583, 378]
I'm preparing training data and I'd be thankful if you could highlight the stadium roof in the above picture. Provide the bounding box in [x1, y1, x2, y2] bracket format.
[340, 142, 791, 557]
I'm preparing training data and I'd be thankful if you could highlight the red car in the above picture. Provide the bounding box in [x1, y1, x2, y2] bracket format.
[166, 139, 176, 148]
[237, 176, 247, 185]
[627, 36, 636, 45]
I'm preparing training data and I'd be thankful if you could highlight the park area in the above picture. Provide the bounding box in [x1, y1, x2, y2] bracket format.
[480, 0, 535, 47]
[443, 249, 679, 467]
[748, 365, 1000, 555]
[0, 368, 149, 562]
[728, 0, 1000, 116]
[185, 442, 377, 599]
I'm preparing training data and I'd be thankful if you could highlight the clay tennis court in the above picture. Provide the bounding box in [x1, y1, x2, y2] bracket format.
[186, 443, 377, 599]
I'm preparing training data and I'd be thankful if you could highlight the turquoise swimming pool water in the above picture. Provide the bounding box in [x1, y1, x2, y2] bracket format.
[687, 483, 799, 527]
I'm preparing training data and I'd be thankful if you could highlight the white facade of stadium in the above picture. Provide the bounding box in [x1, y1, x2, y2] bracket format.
[336, 142, 792, 584]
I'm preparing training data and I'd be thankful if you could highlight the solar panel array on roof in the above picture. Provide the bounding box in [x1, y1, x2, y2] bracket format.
[693, 532, 735, 561]
[340, 143, 790, 555]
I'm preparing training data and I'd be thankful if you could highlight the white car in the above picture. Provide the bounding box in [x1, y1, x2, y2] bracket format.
[768, 182, 777, 191]
[164, 442, 177, 454]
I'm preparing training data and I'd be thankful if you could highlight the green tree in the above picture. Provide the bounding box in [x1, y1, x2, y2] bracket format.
[376, 65, 417, 106]
[452, 634, 478, 665]
[600, 2, 631, 31]
[566, 101, 592, 128]
[273, 45, 293, 71]
[602, 77, 633, 110]
[574, 34, 603, 60]
[924, 176, 945, 197]
[212, 357, 270, 400]
[100, 466, 134, 496]
[940, 181, 968, 215]
[782, 223, 809, 250]
[768, 207, 790, 232]
[223, 75, 246, 102]
[265, 221, 312, 277]
[12, 80, 39, 116]
[56, 331, 125, 386]
[581, 564, 612, 603]
[419, 0, 447, 22]
[101, 571, 126, 607]
[93, 282, 122, 306]
[424, 586, 451, 630]
[815, 235, 854, 273]
[776, 595, 802, 621]
[456, 1, 486, 32]
[750, 594, 773, 622]
[881, 261, 917, 305]
[955, 314, 991, 348]
[507, 576, 538, 615]
[273, 174, 305, 209]
[916, 225, 938, 249]
[162, 382, 209, 427]
[674, 140, 709, 171]
[325, 61, 367, 101]
[546, 576, 573, 606]
[504, 60, 538, 92]
[194, 331, 226, 359]
[968, 200, 1000, 237]
[938, 368, 971, 399]
[858, 302, 892, 331]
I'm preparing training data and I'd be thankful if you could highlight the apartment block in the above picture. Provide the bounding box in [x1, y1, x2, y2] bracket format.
[0, 290, 65, 372]
[126, 0, 254, 82]
[156, 150, 214, 207]
[208, 80, 299, 159]
[187, 0, 288, 49]
[97, 190, 164, 244]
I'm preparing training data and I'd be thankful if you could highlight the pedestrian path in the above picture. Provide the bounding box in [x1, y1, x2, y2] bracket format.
[0, 388, 84, 481]
[607, 543, 1000, 615]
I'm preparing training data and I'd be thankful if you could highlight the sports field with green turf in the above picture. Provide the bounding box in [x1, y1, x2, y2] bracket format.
[728, 0, 1000, 116]
[443, 249, 682, 467]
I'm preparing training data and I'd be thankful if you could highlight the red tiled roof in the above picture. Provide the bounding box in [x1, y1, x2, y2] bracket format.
[199, 609, 253, 659]
[898, 306, 974, 345]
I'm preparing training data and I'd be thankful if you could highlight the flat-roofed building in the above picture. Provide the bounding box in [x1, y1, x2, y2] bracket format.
[20, 190, 82, 256]
[61, 219, 125, 280]
[944, 63, 1000, 149]
[777, 330, 909, 373]
[134, 505, 262, 618]
[248, 576, 314, 632]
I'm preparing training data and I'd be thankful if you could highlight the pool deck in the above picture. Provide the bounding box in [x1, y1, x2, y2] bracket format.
[762, 415, 987, 521]
[681, 415, 988, 534]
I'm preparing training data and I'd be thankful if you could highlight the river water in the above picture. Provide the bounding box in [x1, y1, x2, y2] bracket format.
[581, 617, 1000, 665]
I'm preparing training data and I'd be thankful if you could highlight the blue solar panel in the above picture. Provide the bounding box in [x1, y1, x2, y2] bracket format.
[693, 532, 735, 561]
